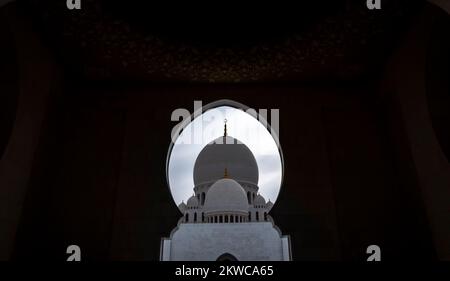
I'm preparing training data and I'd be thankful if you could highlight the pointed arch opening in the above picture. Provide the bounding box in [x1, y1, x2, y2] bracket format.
[216, 253, 238, 261]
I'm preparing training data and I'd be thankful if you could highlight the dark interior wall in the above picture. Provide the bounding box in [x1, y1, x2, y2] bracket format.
[322, 101, 400, 260]
[381, 4, 450, 259]
[0, 2, 58, 260]
[0, 8, 19, 159]
[426, 7, 450, 163]
[323, 95, 435, 260]
[12, 89, 128, 260]
[11, 80, 435, 261]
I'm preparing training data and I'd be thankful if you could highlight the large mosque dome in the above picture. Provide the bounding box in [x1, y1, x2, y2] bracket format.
[193, 136, 258, 186]
[203, 178, 249, 215]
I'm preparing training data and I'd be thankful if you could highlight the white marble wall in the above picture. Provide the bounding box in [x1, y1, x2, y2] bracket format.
[161, 222, 291, 261]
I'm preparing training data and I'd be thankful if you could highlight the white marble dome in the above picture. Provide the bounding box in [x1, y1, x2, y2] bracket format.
[193, 136, 258, 186]
[203, 178, 249, 215]
[178, 201, 187, 212]
[254, 194, 266, 206]
[186, 195, 199, 208]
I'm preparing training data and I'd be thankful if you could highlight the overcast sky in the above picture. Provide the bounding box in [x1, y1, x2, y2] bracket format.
[167, 106, 282, 209]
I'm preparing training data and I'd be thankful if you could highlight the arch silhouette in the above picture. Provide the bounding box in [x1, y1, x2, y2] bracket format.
[216, 253, 238, 261]
[166, 99, 284, 213]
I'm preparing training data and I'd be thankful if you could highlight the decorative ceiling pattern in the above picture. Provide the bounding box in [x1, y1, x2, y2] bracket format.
[27, 0, 422, 82]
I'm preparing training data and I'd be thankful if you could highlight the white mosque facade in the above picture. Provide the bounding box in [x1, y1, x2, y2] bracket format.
[160, 126, 292, 261]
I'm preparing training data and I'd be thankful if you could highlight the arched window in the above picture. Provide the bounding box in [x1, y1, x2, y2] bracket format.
[230, 216, 234, 223]
[256, 212, 259, 221]
[264, 212, 268, 221]
[219, 215, 223, 223]
[248, 212, 251, 221]
[202, 212, 205, 222]
[167, 100, 284, 218]
[185, 213, 189, 222]
[201, 192, 205, 205]
[216, 253, 238, 262]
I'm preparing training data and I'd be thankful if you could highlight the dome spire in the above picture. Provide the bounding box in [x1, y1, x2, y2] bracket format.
[223, 118, 228, 137]
[224, 167, 229, 178]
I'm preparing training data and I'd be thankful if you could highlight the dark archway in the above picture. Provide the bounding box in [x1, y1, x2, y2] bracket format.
[216, 253, 238, 261]
[166, 99, 285, 213]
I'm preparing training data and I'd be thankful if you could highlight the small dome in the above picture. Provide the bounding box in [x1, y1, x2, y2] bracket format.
[204, 178, 249, 214]
[178, 201, 187, 211]
[194, 136, 258, 186]
[254, 194, 266, 206]
[186, 195, 199, 208]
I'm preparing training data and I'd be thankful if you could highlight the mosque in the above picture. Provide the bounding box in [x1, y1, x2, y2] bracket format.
[160, 122, 292, 261]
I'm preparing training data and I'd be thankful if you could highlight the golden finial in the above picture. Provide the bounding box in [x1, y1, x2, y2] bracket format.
[224, 118, 228, 137]
[224, 167, 229, 178]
